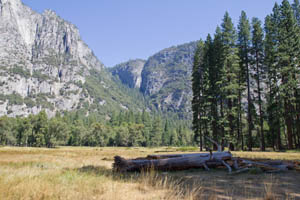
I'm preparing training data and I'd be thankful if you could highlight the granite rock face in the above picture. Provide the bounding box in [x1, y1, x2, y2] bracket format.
[0, 0, 105, 117]
[140, 42, 198, 117]
[110, 59, 146, 89]
[112, 42, 198, 118]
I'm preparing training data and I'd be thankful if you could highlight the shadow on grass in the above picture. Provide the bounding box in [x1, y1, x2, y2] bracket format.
[77, 165, 112, 177]
[65, 164, 300, 199]
[71, 165, 184, 187]
[66, 165, 146, 182]
[68, 165, 204, 198]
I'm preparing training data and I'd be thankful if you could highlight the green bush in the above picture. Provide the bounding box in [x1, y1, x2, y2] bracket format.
[0, 93, 24, 105]
[32, 71, 50, 81]
[9, 66, 31, 78]
[24, 97, 36, 108]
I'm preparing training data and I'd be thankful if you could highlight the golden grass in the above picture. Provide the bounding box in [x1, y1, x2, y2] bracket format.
[232, 151, 300, 161]
[0, 147, 197, 200]
[0, 146, 299, 200]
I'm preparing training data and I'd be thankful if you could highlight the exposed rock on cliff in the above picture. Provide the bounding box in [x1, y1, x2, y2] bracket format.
[110, 59, 146, 89]
[0, 0, 145, 117]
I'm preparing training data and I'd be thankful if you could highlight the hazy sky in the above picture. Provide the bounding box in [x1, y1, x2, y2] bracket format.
[22, 0, 282, 67]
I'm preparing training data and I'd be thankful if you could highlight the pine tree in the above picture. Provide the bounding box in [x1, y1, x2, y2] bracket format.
[251, 17, 266, 151]
[150, 117, 162, 146]
[221, 12, 240, 150]
[203, 33, 223, 150]
[109, 111, 118, 126]
[207, 37, 220, 149]
[192, 40, 204, 151]
[170, 130, 179, 146]
[201, 34, 213, 146]
[128, 124, 144, 146]
[238, 11, 252, 150]
[291, 0, 300, 147]
[277, 0, 300, 149]
[213, 26, 227, 149]
[115, 125, 130, 146]
[264, 4, 282, 150]
[162, 120, 171, 146]
[141, 109, 152, 146]
[135, 112, 143, 124]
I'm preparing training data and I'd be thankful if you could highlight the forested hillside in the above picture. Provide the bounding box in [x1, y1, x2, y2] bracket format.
[192, 0, 300, 151]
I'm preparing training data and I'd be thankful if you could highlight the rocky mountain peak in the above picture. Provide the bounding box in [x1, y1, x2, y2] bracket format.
[0, 0, 106, 117]
[43, 9, 57, 17]
[1, 0, 26, 17]
[1, 0, 22, 6]
[0, 0, 38, 48]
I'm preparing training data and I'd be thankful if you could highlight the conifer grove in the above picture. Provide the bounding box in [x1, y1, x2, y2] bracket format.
[192, 0, 300, 150]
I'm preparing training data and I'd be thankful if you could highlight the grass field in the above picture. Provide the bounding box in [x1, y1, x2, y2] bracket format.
[0, 147, 300, 200]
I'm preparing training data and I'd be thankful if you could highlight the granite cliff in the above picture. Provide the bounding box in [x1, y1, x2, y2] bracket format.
[112, 42, 198, 118]
[0, 0, 146, 117]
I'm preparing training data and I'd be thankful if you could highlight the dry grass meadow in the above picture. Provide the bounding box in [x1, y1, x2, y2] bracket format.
[0, 146, 300, 200]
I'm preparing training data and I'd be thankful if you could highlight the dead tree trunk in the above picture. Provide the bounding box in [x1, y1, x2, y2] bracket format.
[113, 151, 232, 172]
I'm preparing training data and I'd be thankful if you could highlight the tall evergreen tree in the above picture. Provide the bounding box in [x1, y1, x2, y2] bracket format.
[203, 33, 223, 150]
[150, 117, 162, 146]
[170, 129, 179, 146]
[277, 0, 300, 149]
[292, 1, 300, 147]
[192, 40, 204, 151]
[265, 3, 282, 150]
[213, 26, 227, 149]
[202, 34, 213, 147]
[115, 125, 130, 146]
[221, 12, 240, 150]
[238, 11, 252, 150]
[141, 110, 152, 146]
[251, 17, 266, 151]
[162, 120, 171, 145]
[128, 124, 144, 146]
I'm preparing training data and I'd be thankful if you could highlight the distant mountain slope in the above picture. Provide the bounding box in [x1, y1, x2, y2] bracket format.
[111, 41, 198, 118]
[141, 42, 198, 117]
[110, 59, 146, 89]
[0, 0, 147, 117]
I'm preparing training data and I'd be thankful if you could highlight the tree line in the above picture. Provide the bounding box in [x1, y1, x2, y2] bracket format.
[0, 110, 194, 148]
[192, 0, 300, 151]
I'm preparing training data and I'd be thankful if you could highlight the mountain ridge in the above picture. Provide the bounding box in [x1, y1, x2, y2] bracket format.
[0, 0, 147, 118]
[1, 0, 200, 120]
[111, 41, 199, 118]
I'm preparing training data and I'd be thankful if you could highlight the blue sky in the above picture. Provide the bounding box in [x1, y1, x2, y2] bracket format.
[22, 0, 281, 67]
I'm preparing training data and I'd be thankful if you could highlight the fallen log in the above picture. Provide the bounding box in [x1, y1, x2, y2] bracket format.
[113, 151, 232, 172]
[147, 152, 231, 160]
